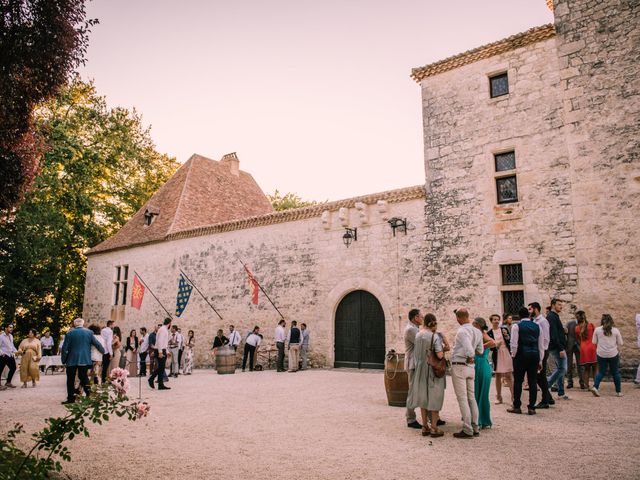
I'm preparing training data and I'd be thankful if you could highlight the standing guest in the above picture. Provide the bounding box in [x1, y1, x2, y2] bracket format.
[565, 313, 585, 389]
[407, 313, 447, 437]
[40, 331, 54, 357]
[108, 326, 122, 374]
[508, 307, 544, 415]
[176, 328, 185, 373]
[242, 326, 261, 372]
[149, 318, 171, 390]
[57, 334, 65, 354]
[62, 318, 105, 404]
[404, 308, 423, 429]
[183, 330, 195, 375]
[591, 314, 623, 397]
[529, 302, 553, 409]
[575, 311, 597, 389]
[17, 329, 42, 388]
[546, 299, 569, 400]
[88, 324, 106, 384]
[227, 325, 241, 351]
[473, 318, 495, 429]
[275, 319, 287, 372]
[287, 321, 302, 372]
[100, 320, 114, 383]
[501, 313, 514, 333]
[138, 327, 149, 377]
[125, 329, 138, 377]
[0, 323, 18, 390]
[488, 314, 513, 404]
[300, 323, 311, 370]
[168, 325, 180, 377]
[212, 329, 229, 352]
[450, 308, 483, 439]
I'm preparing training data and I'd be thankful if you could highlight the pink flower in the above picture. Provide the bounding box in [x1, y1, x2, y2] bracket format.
[136, 402, 150, 418]
[108, 368, 128, 381]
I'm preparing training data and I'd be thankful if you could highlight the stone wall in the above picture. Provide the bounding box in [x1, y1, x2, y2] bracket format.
[554, 0, 640, 367]
[84, 196, 428, 368]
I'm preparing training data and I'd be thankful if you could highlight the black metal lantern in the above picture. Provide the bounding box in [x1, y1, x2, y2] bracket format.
[388, 217, 407, 236]
[343, 227, 357, 247]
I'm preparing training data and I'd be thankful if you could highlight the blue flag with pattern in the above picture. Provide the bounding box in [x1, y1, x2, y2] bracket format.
[175, 274, 193, 317]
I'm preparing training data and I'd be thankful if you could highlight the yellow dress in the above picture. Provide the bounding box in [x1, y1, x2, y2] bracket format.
[19, 338, 41, 383]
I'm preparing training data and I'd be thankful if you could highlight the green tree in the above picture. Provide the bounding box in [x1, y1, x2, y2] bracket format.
[0, 79, 178, 339]
[267, 190, 321, 211]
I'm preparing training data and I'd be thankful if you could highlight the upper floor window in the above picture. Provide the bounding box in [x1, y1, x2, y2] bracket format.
[489, 72, 509, 98]
[113, 265, 129, 305]
[494, 151, 518, 204]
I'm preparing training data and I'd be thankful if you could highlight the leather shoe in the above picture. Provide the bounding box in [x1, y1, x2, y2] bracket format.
[148, 378, 155, 389]
[61, 399, 75, 405]
[535, 402, 549, 409]
[436, 419, 446, 426]
[453, 431, 474, 439]
[507, 407, 522, 414]
[407, 421, 422, 429]
[473, 431, 480, 436]
[548, 399, 556, 405]
[158, 386, 171, 390]
[527, 408, 536, 415]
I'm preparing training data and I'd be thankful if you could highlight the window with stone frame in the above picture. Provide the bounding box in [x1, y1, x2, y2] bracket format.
[494, 151, 518, 204]
[500, 263, 524, 319]
[489, 72, 509, 98]
[113, 265, 129, 306]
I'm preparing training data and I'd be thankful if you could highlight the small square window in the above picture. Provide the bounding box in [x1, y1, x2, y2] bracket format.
[501, 264, 523, 285]
[496, 175, 518, 204]
[502, 290, 525, 319]
[494, 151, 515, 172]
[490, 73, 509, 98]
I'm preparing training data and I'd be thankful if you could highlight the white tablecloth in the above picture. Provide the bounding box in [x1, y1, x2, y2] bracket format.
[40, 355, 64, 368]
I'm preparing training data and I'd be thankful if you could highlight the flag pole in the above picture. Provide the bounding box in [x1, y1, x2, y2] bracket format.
[236, 258, 285, 320]
[179, 268, 223, 320]
[133, 271, 173, 319]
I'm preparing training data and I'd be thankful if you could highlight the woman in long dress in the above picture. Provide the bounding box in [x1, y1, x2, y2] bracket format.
[17, 329, 41, 388]
[575, 310, 597, 389]
[108, 326, 122, 375]
[406, 313, 447, 438]
[488, 314, 514, 404]
[125, 329, 138, 377]
[183, 330, 195, 375]
[473, 317, 496, 429]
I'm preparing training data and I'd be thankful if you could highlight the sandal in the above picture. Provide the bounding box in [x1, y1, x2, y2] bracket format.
[430, 428, 444, 437]
[421, 427, 430, 437]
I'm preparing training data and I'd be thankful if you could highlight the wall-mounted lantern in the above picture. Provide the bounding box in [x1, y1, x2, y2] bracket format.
[388, 217, 407, 236]
[343, 227, 357, 248]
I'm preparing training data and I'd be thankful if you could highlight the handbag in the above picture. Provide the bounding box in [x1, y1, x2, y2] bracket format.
[427, 334, 447, 378]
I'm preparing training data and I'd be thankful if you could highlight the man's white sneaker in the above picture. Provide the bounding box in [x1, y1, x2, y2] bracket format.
[616, 392, 623, 397]
[590, 387, 600, 397]
[558, 395, 570, 400]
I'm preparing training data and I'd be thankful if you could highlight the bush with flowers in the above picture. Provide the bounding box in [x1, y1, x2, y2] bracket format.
[0, 368, 150, 479]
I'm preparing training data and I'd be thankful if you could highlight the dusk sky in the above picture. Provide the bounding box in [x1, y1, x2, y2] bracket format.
[81, 0, 553, 201]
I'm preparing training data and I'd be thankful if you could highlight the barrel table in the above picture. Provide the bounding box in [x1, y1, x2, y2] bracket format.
[384, 351, 408, 407]
[215, 347, 236, 375]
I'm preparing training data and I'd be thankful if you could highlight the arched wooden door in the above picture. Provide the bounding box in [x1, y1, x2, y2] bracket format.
[334, 290, 385, 369]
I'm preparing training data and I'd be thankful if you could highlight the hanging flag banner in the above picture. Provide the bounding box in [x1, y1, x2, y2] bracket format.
[175, 274, 193, 317]
[245, 265, 259, 305]
[131, 274, 145, 310]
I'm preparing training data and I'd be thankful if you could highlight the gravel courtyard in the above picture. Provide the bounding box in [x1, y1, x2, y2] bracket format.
[1, 369, 639, 480]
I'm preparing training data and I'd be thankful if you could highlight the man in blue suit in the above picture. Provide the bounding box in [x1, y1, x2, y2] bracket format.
[61, 318, 105, 404]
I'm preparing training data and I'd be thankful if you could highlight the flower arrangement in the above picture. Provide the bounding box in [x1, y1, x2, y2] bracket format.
[0, 370, 151, 479]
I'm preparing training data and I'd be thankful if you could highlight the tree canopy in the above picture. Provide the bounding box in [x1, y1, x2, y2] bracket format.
[0, 0, 95, 210]
[267, 190, 322, 211]
[0, 79, 178, 339]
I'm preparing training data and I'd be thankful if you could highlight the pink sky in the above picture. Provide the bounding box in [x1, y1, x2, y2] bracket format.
[81, 0, 552, 201]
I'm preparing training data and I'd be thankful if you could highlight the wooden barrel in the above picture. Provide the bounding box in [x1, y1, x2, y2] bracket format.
[384, 351, 408, 407]
[215, 347, 236, 375]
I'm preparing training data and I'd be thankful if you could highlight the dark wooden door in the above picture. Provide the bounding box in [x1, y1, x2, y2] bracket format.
[334, 290, 385, 369]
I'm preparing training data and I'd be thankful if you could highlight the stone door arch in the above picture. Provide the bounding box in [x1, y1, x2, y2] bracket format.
[334, 290, 385, 369]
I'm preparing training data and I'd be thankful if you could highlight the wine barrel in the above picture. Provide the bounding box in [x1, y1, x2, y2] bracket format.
[215, 347, 236, 375]
[384, 351, 408, 407]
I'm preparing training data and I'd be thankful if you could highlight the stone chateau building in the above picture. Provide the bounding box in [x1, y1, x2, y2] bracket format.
[84, 0, 639, 370]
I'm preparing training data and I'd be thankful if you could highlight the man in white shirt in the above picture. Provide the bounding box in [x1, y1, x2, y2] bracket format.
[242, 326, 261, 372]
[404, 309, 423, 429]
[450, 308, 483, 439]
[100, 320, 114, 383]
[138, 327, 149, 376]
[0, 323, 18, 389]
[275, 319, 286, 372]
[529, 302, 553, 408]
[227, 325, 241, 351]
[40, 331, 55, 373]
[149, 317, 171, 390]
[300, 323, 310, 371]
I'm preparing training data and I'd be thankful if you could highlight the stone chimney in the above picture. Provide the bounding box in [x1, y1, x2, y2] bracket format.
[220, 152, 240, 177]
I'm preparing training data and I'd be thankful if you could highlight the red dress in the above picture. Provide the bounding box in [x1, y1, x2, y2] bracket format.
[576, 323, 597, 364]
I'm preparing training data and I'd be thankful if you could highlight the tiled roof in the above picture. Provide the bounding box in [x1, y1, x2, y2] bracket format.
[88, 184, 426, 255]
[89, 154, 274, 254]
[411, 24, 556, 83]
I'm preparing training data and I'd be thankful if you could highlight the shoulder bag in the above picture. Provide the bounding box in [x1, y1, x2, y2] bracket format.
[427, 333, 447, 378]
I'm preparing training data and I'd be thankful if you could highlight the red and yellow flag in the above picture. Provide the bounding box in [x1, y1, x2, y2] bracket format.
[131, 274, 145, 310]
[244, 265, 259, 305]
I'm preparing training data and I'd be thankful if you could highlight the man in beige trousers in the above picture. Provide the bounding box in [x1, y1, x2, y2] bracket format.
[287, 321, 302, 372]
